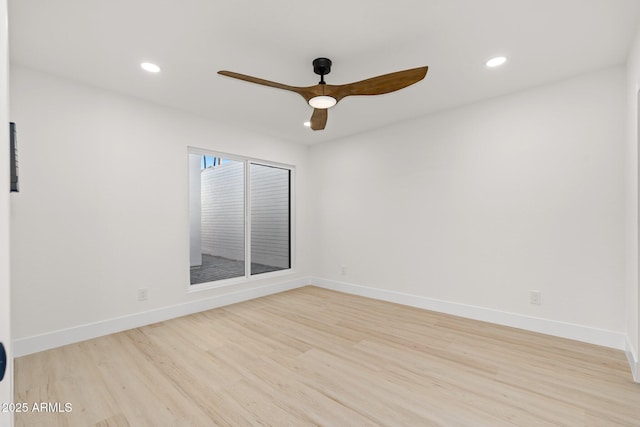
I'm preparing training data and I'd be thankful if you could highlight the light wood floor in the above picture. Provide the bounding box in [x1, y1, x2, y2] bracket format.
[14, 286, 640, 426]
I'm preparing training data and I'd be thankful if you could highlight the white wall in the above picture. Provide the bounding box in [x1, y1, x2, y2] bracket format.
[626, 25, 640, 381]
[310, 67, 626, 336]
[9, 65, 312, 344]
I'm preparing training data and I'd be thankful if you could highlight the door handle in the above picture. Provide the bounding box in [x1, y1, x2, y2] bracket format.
[0, 342, 6, 382]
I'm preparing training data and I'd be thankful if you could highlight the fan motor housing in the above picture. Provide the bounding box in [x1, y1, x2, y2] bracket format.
[313, 58, 332, 76]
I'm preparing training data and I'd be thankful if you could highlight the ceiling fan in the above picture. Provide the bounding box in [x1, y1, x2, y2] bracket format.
[218, 58, 428, 131]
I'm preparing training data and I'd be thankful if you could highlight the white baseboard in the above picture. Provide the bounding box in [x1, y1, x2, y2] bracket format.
[626, 337, 640, 383]
[13, 274, 634, 376]
[311, 277, 627, 351]
[13, 277, 309, 357]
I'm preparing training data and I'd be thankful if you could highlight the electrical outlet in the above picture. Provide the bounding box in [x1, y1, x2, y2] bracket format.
[137, 288, 148, 301]
[341, 265, 347, 276]
[530, 290, 542, 305]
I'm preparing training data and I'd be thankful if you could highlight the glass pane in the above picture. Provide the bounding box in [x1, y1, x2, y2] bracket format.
[190, 155, 245, 284]
[250, 164, 291, 275]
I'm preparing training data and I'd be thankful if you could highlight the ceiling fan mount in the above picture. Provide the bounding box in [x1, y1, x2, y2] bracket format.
[312, 57, 332, 84]
[218, 58, 428, 131]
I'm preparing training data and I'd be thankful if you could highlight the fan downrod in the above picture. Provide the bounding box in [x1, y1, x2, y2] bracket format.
[313, 58, 332, 84]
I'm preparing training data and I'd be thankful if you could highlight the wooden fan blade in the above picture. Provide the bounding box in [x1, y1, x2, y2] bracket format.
[218, 70, 306, 97]
[310, 108, 328, 131]
[328, 66, 428, 101]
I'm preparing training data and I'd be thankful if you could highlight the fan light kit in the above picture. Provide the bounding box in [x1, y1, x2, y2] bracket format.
[308, 95, 337, 109]
[218, 57, 428, 131]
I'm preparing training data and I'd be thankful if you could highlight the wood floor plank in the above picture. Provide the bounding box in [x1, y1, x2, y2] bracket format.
[14, 286, 640, 426]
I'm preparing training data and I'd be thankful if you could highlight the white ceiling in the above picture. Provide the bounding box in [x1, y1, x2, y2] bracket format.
[8, 0, 640, 144]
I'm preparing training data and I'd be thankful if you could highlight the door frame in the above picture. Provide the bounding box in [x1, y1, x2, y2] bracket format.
[0, 0, 13, 425]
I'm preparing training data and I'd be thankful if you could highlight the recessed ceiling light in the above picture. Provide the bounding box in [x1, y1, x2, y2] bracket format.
[141, 62, 161, 73]
[486, 56, 507, 68]
[303, 121, 311, 127]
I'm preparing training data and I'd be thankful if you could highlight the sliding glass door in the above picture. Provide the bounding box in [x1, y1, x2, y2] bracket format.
[189, 150, 292, 286]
